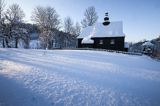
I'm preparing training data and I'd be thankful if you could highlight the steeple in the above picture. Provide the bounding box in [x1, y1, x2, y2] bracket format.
[103, 12, 110, 26]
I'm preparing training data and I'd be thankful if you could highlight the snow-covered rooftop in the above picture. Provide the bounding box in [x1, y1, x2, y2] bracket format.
[142, 41, 154, 46]
[82, 38, 94, 44]
[78, 21, 125, 39]
[81, 27, 95, 44]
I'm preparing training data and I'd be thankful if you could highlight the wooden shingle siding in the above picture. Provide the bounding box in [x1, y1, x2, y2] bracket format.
[78, 37, 125, 51]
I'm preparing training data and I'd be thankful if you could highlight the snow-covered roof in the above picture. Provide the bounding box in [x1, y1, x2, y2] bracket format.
[81, 27, 95, 44]
[142, 41, 154, 46]
[78, 21, 125, 39]
[82, 38, 94, 44]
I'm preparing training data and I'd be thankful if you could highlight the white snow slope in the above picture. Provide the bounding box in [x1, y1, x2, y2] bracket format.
[0, 48, 160, 106]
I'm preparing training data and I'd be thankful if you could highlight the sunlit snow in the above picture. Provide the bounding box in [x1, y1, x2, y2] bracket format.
[0, 48, 160, 106]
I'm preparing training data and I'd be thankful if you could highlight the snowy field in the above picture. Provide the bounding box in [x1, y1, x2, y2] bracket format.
[0, 48, 160, 106]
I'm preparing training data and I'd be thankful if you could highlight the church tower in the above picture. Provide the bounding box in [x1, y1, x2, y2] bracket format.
[103, 12, 110, 26]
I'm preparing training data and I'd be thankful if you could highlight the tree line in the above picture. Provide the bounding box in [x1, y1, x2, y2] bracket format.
[0, 0, 98, 49]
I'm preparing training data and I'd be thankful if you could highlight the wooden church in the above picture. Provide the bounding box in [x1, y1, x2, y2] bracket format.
[77, 13, 126, 51]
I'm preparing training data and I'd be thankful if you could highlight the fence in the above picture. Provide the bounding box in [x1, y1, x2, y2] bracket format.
[56, 48, 143, 56]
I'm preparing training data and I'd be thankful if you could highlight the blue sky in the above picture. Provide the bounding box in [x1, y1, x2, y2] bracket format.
[6, 0, 160, 42]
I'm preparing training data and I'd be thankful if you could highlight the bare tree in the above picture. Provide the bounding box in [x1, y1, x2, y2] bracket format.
[74, 22, 81, 36]
[0, 0, 5, 19]
[0, 0, 5, 47]
[6, 4, 25, 23]
[32, 6, 60, 31]
[63, 17, 81, 36]
[31, 6, 61, 49]
[5, 4, 26, 48]
[31, 6, 45, 29]
[81, 6, 98, 28]
[63, 17, 74, 34]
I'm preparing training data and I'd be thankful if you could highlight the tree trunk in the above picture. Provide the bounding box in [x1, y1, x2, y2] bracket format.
[25, 38, 29, 49]
[5, 38, 9, 48]
[15, 38, 18, 48]
[2, 39, 5, 48]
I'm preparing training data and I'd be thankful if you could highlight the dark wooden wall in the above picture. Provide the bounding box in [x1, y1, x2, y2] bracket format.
[92, 37, 125, 51]
[78, 37, 125, 51]
[78, 39, 83, 48]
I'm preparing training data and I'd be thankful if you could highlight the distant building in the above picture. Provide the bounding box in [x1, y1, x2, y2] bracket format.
[29, 33, 41, 49]
[142, 41, 154, 55]
[77, 21, 126, 51]
[124, 42, 130, 51]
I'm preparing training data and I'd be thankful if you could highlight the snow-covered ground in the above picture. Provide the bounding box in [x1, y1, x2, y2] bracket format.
[0, 48, 160, 106]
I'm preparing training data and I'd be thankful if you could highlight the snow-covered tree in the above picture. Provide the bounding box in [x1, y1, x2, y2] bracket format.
[0, 0, 5, 47]
[5, 3, 27, 48]
[12, 28, 29, 48]
[81, 6, 98, 28]
[31, 6, 60, 49]
[0, 0, 5, 20]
